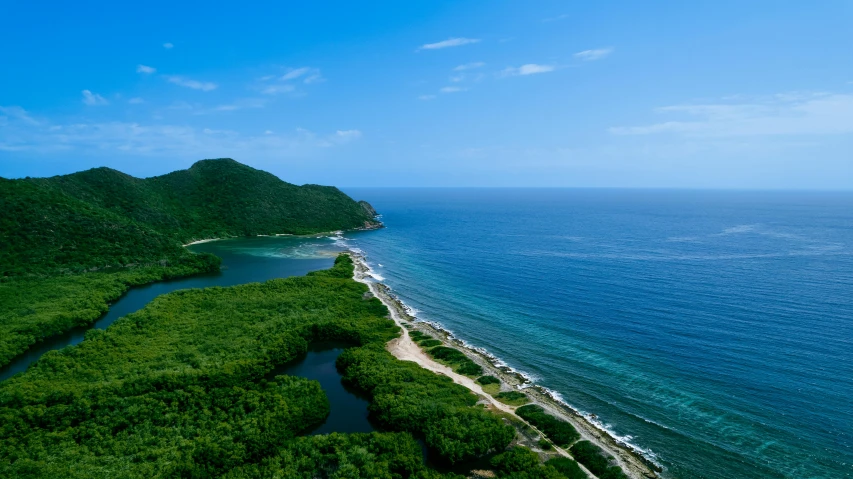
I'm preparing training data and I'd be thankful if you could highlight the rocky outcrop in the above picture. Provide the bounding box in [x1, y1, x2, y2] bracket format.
[358, 200, 378, 218]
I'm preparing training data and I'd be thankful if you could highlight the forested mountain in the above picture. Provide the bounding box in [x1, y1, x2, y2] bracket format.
[0, 159, 379, 368]
[1, 158, 379, 277]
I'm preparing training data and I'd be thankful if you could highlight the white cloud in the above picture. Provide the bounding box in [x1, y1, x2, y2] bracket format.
[0, 106, 41, 126]
[0, 106, 362, 157]
[206, 98, 267, 113]
[610, 92, 853, 137]
[281, 67, 311, 81]
[332, 130, 362, 143]
[128, 97, 145, 104]
[136, 64, 156, 74]
[280, 67, 324, 83]
[261, 84, 296, 95]
[502, 64, 556, 76]
[419, 38, 480, 50]
[81, 90, 109, 106]
[418, 95, 437, 101]
[454, 62, 485, 71]
[574, 48, 613, 61]
[440, 86, 466, 93]
[163, 42, 174, 49]
[166, 76, 217, 91]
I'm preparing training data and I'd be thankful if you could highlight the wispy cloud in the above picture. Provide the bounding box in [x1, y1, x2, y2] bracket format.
[0, 106, 362, 156]
[454, 62, 485, 71]
[163, 42, 174, 49]
[280, 67, 324, 84]
[610, 92, 853, 137]
[166, 76, 217, 91]
[418, 95, 437, 101]
[0, 106, 41, 126]
[440, 86, 466, 93]
[574, 48, 613, 61]
[204, 98, 268, 113]
[81, 90, 109, 106]
[136, 65, 156, 74]
[128, 97, 145, 104]
[332, 130, 362, 143]
[419, 38, 480, 50]
[502, 64, 556, 76]
[261, 84, 296, 95]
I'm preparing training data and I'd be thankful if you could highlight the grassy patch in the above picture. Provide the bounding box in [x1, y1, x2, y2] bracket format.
[495, 391, 530, 406]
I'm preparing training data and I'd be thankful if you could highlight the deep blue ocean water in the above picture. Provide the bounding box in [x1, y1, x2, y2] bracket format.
[343, 188, 853, 479]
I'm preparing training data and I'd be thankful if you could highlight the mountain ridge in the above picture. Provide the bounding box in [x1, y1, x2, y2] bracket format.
[1, 158, 380, 276]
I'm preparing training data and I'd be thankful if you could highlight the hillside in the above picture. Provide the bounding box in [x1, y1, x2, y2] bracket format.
[0, 159, 379, 368]
[1, 158, 379, 277]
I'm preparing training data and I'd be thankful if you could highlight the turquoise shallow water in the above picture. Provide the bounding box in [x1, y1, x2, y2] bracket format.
[343, 188, 853, 479]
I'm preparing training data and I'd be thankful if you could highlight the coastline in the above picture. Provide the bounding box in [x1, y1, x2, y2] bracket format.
[181, 224, 383, 247]
[350, 251, 661, 479]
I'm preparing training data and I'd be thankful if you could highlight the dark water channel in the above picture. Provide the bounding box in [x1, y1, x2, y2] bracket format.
[270, 342, 375, 435]
[1, 236, 342, 381]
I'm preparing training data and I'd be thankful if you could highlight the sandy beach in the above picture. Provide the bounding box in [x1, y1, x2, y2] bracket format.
[350, 252, 660, 479]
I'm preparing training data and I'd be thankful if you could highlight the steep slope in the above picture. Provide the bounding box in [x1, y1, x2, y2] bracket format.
[3, 158, 379, 276]
[0, 159, 378, 369]
[0, 178, 189, 276]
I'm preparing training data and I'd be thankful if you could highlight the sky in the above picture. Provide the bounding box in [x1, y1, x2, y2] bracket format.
[1, 0, 852, 188]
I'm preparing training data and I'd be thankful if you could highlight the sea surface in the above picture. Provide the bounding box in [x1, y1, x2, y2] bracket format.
[341, 188, 853, 479]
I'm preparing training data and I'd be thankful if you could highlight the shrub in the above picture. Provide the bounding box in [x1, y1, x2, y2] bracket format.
[496, 391, 529, 406]
[546, 457, 588, 479]
[429, 346, 469, 363]
[477, 376, 500, 385]
[570, 441, 628, 479]
[456, 362, 484, 377]
[491, 447, 540, 473]
[419, 339, 442, 348]
[516, 405, 580, 447]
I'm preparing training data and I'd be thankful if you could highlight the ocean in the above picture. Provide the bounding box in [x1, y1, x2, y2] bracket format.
[341, 188, 853, 479]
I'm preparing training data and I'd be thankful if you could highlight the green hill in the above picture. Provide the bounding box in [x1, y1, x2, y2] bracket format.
[0, 159, 379, 367]
[2, 158, 379, 277]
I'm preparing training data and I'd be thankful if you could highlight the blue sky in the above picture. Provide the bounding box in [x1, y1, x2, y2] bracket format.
[1, 1, 852, 188]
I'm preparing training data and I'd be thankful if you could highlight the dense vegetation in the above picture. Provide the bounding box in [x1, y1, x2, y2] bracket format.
[426, 345, 484, 377]
[338, 345, 513, 464]
[0, 256, 220, 368]
[490, 447, 586, 479]
[0, 159, 378, 369]
[545, 457, 588, 479]
[516, 405, 581, 448]
[1, 158, 378, 277]
[570, 441, 629, 479]
[0, 256, 562, 478]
